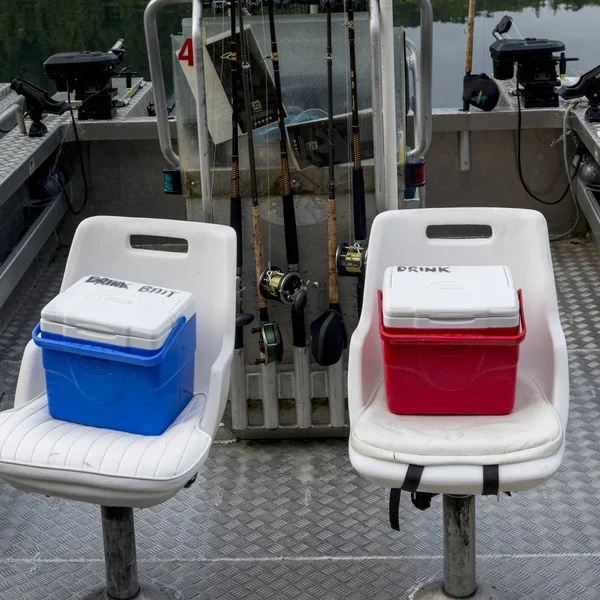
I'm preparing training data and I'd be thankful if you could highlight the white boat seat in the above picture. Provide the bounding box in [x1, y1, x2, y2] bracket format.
[0, 174, 236, 598]
[350, 374, 563, 467]
[0, 392, 211, 507]
[347, 208, 569, 598]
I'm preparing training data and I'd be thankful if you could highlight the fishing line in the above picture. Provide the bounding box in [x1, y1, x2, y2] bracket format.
[481, 0, 486, 73]
[343, 3, 352, 241]
[309, 0, 347, 367]
[239, 0, 283, 363]
[346, 0, 366, 243]
[550, 101, 583, 241]
[261, 0, 273, 269]
[264, 0, 308, 349]
[210, 1, 227, 222]
[511, 22, 524, 40]
[229, 0, 242, 274]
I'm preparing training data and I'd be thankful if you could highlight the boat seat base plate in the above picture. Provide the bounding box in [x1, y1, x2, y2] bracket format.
[82, 582, 179, 600]
[412, 580, 507, 600]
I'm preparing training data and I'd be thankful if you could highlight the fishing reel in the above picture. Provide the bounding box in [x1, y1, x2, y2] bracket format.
[336, 242, 365, 277]
[252, 322, 284, 365]
[259, 268, 309, 312]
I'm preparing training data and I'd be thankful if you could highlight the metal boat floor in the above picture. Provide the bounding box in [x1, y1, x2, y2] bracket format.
[0, 240, 600, 599]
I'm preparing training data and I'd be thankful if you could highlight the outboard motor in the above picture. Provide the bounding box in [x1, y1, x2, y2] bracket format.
[489, 16, 577, 108]
[44, 39, 126, 120]
[490, 38, 576, 108]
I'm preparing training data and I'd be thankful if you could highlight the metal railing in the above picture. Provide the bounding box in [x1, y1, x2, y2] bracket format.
[371, 0, 433, 211]
[192, 0, 214, 223]
[407, 0, 433, 160]
[143, 0, 187, 167]
[144, 0, 214, 222]
[369, 0, 386, 214]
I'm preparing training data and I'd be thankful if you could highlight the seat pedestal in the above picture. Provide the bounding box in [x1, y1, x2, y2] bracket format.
[413, 495, 507, 600]
[82, 507, 175, 600]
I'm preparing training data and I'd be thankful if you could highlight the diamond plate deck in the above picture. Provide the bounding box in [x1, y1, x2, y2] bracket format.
[0, 239, 599, 599]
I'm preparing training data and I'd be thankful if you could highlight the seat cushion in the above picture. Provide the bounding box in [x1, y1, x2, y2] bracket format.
[0, 393, 211, 507]
[350, 375, 563, 466]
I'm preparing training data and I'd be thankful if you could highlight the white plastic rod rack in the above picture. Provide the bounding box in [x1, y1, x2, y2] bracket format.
[294, 346, 312, 429]
[261, 362, 279, 431]
[230, 349, 248, 430]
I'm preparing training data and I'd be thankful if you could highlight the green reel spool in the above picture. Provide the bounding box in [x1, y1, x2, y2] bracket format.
[254, 322, 284, 365]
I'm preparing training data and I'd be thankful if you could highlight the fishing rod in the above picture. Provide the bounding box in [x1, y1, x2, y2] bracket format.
[259, 0, 309, 342]
[463, 0, 476, 111]
[310, 1, 346, 367]
[336, 0, 367, 313]
[461, 0, 499, 111]
[237, 0, 283, 364]
[229, 0, 254, 355]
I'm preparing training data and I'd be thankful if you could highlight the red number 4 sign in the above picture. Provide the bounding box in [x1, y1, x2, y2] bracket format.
[177, 39, 194, 66]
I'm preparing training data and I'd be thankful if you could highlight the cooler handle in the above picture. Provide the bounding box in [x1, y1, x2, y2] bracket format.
[379, 290, 527, 346]
[32, 317, 186, 367]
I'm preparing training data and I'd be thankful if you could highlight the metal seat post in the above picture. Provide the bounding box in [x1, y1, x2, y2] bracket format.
[414, 495, 507, 599]
[84, 506, 174, 600]
[102, 507, 139, 600]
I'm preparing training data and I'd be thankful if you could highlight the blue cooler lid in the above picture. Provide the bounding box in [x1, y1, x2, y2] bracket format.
[40, 275, 195, 351]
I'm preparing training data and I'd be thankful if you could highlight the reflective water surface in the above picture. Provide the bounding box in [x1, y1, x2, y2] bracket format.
[0, 0, 598, 108]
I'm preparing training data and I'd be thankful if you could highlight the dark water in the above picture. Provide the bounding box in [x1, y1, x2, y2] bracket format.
[0, 0, 598, 108]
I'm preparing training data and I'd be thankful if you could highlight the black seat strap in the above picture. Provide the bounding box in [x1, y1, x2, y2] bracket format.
[403, 464, 424, 492]
[389, 464, 425, 531]
[390, 464, 501, 530]
[389, 488, 401, 531]
[482, 464, 500, 496]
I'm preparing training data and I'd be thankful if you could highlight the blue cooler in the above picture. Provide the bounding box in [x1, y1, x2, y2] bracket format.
[32, 275, 196, 435]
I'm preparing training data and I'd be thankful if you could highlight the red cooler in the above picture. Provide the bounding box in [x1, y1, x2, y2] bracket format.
[379, 265, 526, 415]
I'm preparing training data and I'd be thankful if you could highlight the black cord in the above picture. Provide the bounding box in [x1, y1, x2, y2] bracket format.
[64, 91, 89, 215]
[516, 87, 575, 206]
